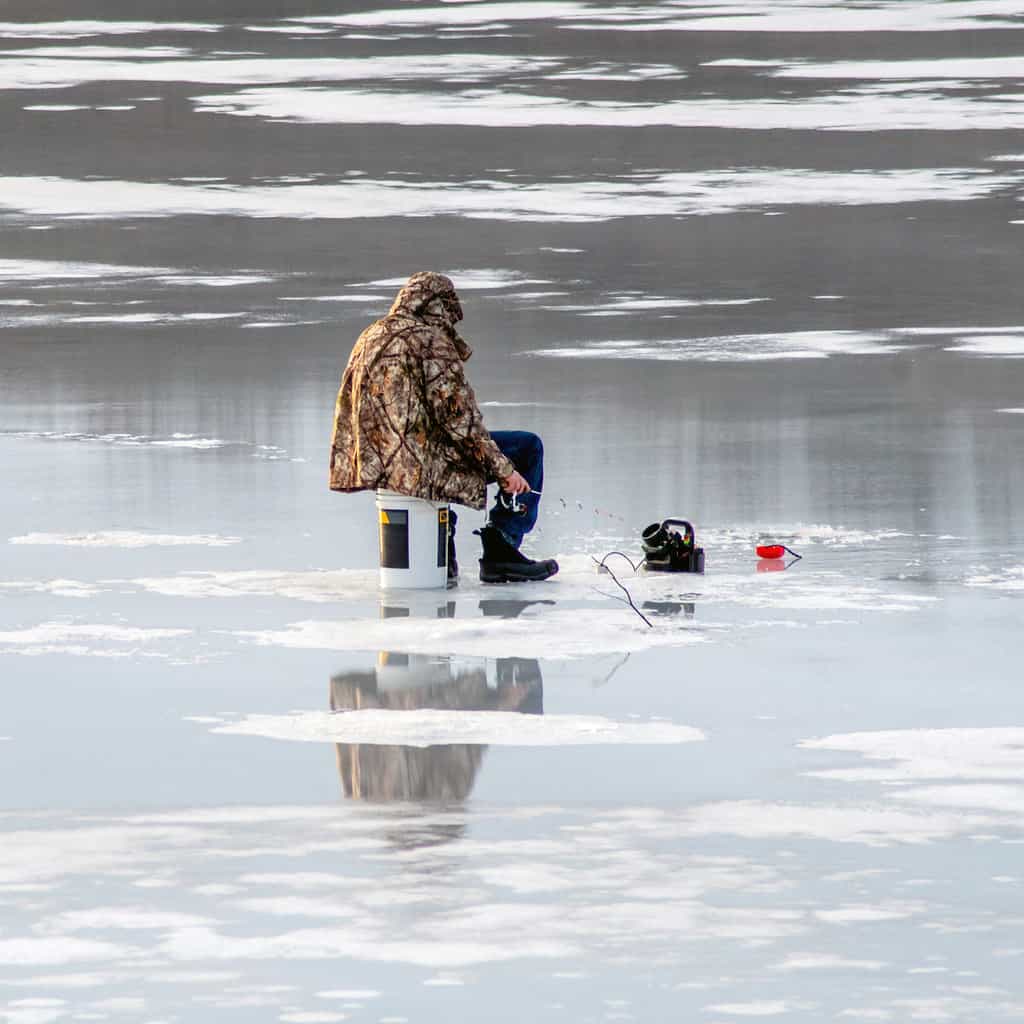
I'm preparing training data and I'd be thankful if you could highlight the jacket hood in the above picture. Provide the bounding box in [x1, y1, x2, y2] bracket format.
[388, 271, 472, 360]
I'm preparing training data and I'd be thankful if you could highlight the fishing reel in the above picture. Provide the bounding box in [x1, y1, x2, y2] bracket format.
[641, 518, 705, 574]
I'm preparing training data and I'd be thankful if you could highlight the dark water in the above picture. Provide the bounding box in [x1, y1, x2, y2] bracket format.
[2, 3, 1024, 1021]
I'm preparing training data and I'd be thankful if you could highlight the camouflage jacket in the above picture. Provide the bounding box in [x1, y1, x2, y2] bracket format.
[328, 272, 515, 510]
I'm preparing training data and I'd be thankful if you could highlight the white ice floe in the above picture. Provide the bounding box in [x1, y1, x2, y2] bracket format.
[6, 44, 192, 57]
[0, 258, 270, 288]
[814, 903, 922, 924]
[0, 21, 219, 39]
[0, 937, 129, 966]
[0, 579, 106, 598]
[208, 709, 705, 747]
[0, 622, 189, 658]
[549, 61, 684, 81]
[132, 568, 363, 601]
[527, 330, 907, 362]
[291, 3, 601, 28]
[366, 268, 545, 289]
[595, 0, 1024, 33]
[0, 54, 558, 91]
[774, 56, 1024, 80]
[0, 257, 171, 280]
[233, 609, 705, 659]
[315, 990, 381, 1000]
[278, 293, 387, 303]
[37, 907, 213, 933]
[544, 296, 770, 314]
[289, 1, 1021, 33]
[0, 169, 1013, 224]
[677, 800, 989, 847]
[801, 728, 1024, 783]
[705, 1002, 797, 1017]
[997, 408, 1024, 415]
[944, 336, 1024, 356]
[965, 566, 1024, 590]
[192, 85, 1024, 132]
[774, 953, 885, 971]
[5, 430, 295, 459]
[9, 531, 240, 548]
[702, 59, 783, 68]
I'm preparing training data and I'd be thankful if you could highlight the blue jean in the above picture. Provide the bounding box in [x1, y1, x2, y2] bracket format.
[448, 431, 544, 553]
[488, 430, 544, 549]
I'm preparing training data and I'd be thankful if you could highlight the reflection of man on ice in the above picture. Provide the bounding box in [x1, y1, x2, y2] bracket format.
[329, 271, 559, 585]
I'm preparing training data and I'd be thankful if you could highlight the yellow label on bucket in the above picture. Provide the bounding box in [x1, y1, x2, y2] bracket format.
[438, 509, 448, 524]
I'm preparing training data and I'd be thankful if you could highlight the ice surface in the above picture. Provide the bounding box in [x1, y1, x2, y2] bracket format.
[1, 169, 1011, 224]
[207, 709, 705, 747]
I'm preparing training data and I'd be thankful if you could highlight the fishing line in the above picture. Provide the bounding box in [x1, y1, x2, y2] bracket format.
[590, 555, 653, 628]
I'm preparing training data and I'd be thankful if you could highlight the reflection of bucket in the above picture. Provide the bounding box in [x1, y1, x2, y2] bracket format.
[376, 490, 448, 590]
[376, 651, 454, 692]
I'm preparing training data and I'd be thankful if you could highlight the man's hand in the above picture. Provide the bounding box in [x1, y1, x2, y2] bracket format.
[500, 470, 530, 495]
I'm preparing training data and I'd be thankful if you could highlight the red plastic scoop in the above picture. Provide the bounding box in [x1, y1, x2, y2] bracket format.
[756, 544, 786, 560]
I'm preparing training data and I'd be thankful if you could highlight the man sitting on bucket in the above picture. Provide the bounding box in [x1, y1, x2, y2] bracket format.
[329, 271, 559, 585]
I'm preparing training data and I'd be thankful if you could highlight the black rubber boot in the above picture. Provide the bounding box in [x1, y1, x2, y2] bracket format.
[475, 525, 559, 584]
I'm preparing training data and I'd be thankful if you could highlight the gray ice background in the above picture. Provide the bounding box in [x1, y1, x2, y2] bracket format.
[1, 2, 1024, 1022]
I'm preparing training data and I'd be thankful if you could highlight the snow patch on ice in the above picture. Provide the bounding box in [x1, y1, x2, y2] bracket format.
[774, 953, 885, 971]
[233, 609, 705, 659]
[192, 85, 1024, 133]
[802, 728, 1024, 783]
[133, 568, 364, 601]
[705, 1002, 800, 1016]
[0, 168, 1013, 224]
[944, 335, 1024, 356]
[775, 57, 1024, 80]
[526, 330, 907, 363]
[4, 430, 296, 459]
[0, 53, 557, 91]
[10, 531, 241, 548]
[209, 709, 705, 747]
[0, 622, 189, 658]
[0, 937, 129, 966]
[366, 268, 546, 289]
[965, 566, 1024, 590]
[0, 579, 106, 597]
[0, 21, 219, 39]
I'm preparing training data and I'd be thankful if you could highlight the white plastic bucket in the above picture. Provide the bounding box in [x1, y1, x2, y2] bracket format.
[376, 489, 449, 590]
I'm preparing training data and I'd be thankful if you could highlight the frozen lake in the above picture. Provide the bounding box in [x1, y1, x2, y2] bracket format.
[2, 1, 1023, 1020]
